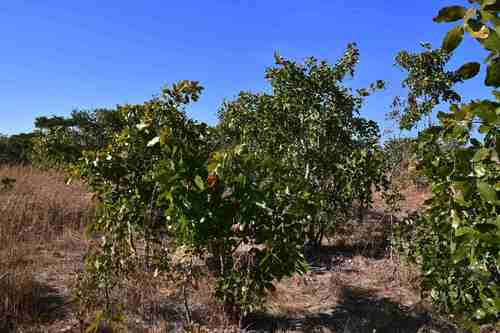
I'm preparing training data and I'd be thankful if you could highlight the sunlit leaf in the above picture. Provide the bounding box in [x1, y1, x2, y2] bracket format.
[147, 136, 160, 147]
[486, 58, 500, 87]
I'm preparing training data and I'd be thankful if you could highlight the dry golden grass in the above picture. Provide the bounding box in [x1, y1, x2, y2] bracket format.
[0, 165, 94, 331]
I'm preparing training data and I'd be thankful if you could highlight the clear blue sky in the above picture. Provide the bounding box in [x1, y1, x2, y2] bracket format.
[0, 0, 489, 135]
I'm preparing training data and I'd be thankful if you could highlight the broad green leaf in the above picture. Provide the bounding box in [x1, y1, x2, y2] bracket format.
[456, 226, 474, 237]
[457, 62, 481, 80]
[470, 24, 490, 39]
[477, 181, 498, 203]
[480, 29, 500, 51]
[433, 6, 467, 22]
[479, 124, 491, 133]
[452, 245, 468, 263]
[159, 128, 171, 145]
[486, 58, 500, 87]
[442, 26, 465, 52]
[474, 308, 486, 320]
[194, 175, 205, 191]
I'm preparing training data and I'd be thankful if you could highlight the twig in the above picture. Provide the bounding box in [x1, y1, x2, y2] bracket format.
[182, 283, 192, 324]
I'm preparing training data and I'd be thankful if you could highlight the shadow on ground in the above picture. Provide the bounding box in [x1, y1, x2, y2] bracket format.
[305, 209, 395, 270]
[247, 209, 463, 332]
[1, 281, 69, 332]
[245, 285, 460, 333]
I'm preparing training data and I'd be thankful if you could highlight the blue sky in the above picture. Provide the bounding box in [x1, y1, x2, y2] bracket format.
[0, 1, 490, 135]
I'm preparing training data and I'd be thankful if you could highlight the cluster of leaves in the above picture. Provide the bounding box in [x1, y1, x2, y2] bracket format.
[391, 0, 500, 131]
[391, 43, 465, 130]
[32, 126, 86, 169]
[435, 0, 500, 87]
[396, 1, 500, 329]
[409, 102, 500, 325]
[72, 81, 304, 318]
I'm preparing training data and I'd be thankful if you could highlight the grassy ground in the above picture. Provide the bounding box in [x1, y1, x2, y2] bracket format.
[0, 165, 467, 332]
[0, 165, 93, 332]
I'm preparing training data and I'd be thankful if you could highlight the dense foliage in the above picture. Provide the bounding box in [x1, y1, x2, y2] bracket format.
[397, 0, 500, 329]
[0, 133, 36, 164]
[391, 43, 465, 130]
[73, 80, 308, 318]
[218, 45, 386, 243]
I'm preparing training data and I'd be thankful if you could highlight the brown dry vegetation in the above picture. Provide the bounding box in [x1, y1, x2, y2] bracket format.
[0, 165, 467, 332]
[0, 165, 93, 332]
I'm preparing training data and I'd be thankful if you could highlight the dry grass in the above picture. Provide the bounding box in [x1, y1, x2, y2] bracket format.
[244, 186, 462, 333]
[0, 165, 94, 331]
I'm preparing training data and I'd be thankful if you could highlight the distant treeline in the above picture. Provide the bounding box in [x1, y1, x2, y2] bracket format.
[0, 109, 123, 167]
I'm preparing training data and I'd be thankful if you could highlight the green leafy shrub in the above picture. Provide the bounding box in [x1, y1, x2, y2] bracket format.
[74, 81, 208, 314]
[218, 44, 386, 244]
[398, 1, 500, 329]
[74, 79, 313, 322]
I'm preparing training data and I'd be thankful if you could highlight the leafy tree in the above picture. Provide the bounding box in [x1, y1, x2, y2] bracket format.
[218, 44, 386, 244]
[74, 44, 389, 323]
[391, 43, 467, 130]
[74, 81, 209, 322]
[34, 115, 73, 129]
[399, 1, 500, 329]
